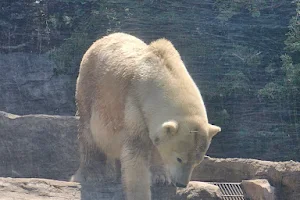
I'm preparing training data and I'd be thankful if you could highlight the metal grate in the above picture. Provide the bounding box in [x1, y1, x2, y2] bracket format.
[211, 182, 245, 200]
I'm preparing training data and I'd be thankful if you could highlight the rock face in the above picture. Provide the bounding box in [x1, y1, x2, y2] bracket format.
[193, 157, 300, 200]
[0, 111, 79, 180]
[1, 111, 300, 199]
[242, 179, 275, 200]
[0, 53, 75, 116]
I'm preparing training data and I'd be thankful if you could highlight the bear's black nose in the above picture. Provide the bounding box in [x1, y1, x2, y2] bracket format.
[175, 182, 187, 188]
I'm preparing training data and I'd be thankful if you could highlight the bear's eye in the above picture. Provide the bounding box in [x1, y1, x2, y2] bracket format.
[177, 157, 183, 163]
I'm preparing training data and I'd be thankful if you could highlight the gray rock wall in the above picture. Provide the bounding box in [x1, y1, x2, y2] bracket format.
[0, 111, 78, 180]
[0, 53, 75, 115]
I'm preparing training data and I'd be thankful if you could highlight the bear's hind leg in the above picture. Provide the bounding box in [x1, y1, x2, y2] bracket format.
[71, 125, 107, 183]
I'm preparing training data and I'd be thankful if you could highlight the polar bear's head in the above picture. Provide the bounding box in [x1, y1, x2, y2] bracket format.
[152, 116, 221, 188]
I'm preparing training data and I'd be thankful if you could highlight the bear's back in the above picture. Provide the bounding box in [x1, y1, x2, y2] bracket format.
[76, 33, 150, 137]
[82, 33, 148, 76]
[76, 33, 206, 135]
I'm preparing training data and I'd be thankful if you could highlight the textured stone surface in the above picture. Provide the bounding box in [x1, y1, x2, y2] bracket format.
[0, 178, 81, 200]
[0, 111, 79, 180]
[175, 181, 222, 200]
[193, 156, 300, 200]
[0, 53, 75, 115]
[242, 179, 275, 200]
[0, 178, 222, 200]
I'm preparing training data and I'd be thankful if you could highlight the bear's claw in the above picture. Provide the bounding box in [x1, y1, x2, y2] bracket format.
[151, 166, 171, 186]
[152, 173, 171, 186]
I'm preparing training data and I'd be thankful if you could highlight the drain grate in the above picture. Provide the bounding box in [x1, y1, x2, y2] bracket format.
[211, 182, 245, 200]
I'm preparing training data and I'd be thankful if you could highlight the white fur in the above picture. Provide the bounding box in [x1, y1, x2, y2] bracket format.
[73, 33, 221, 200]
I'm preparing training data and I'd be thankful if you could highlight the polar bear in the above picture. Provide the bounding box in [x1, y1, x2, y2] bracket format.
[71, 33, 221, 200]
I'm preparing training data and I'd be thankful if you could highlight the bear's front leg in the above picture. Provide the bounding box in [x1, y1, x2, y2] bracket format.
[121, 137, 152, 200]
[150, 146, 171, 186]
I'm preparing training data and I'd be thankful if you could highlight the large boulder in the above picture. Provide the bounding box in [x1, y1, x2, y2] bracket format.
[242, 179, 276, 200]
[0, 111, 79, 180]
[175, 181, 222, 200]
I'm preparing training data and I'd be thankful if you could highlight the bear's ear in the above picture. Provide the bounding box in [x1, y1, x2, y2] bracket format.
[162, 120, 178, 135]
[208, 124, 221, 137]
